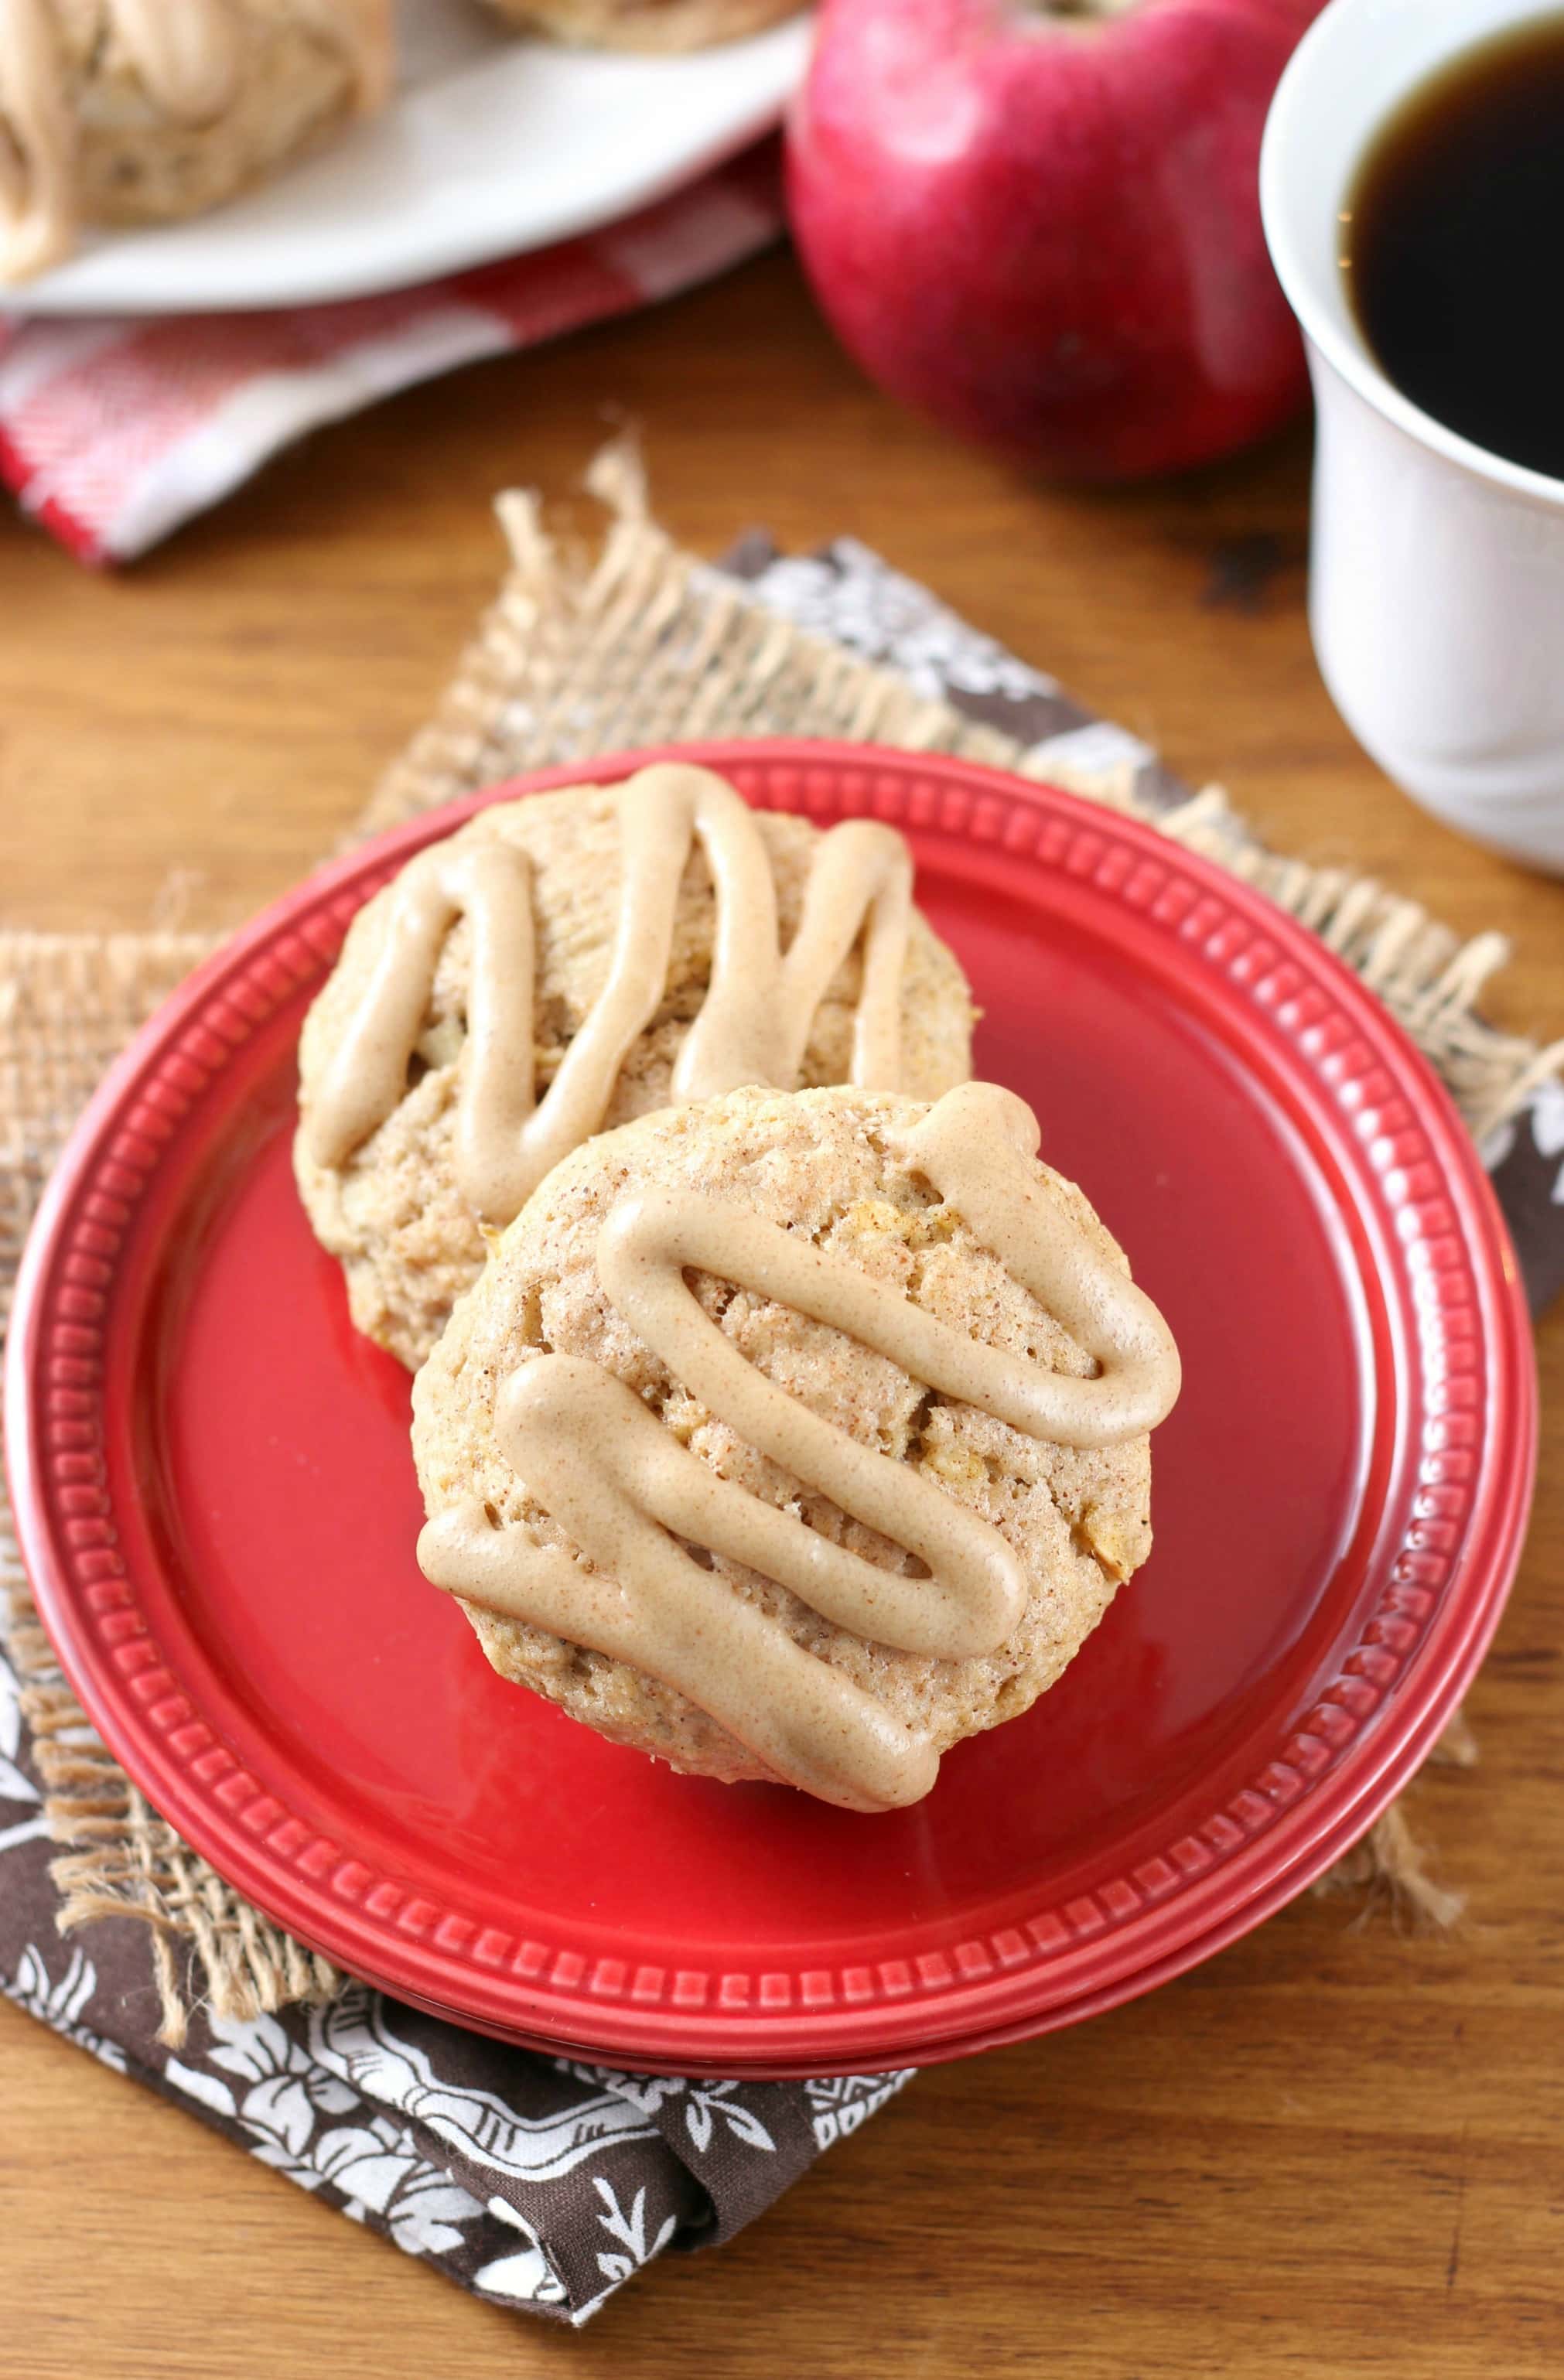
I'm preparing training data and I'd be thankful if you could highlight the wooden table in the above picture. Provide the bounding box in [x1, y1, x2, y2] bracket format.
[4, 251, 1562, 2379]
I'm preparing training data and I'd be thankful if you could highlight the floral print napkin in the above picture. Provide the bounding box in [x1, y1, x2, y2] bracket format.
[0, 1651, 906, 2324]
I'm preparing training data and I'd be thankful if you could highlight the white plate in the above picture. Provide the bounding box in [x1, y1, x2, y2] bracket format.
[4, 1, 812, 316]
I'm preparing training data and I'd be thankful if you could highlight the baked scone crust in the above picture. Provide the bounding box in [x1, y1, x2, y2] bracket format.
[295, 784, 978, 1371]
[412, 1084, 1159, 1794]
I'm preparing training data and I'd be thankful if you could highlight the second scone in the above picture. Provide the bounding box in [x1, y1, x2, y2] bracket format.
[412, 1081, 1180, 1812]
[295, 763, 976, 1368]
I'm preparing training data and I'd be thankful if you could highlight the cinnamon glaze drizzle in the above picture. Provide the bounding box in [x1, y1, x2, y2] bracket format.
[419, 1082, 1180, 1811]
[306, 764, 917, 1227]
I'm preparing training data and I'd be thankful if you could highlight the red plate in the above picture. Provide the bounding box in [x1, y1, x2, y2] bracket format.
[6, 743, 1536, 2076]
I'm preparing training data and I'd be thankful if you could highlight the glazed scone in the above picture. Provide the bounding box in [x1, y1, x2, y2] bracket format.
[0, 0, 392, 282]
[480, 0, 802, 53]
[412, 1081, 1180, 1811]
[295, 765, 977, 1370]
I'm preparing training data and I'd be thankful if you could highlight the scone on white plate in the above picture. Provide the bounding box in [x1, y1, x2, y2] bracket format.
[478, 0, 804, 54]
[0, 0, 392, 282]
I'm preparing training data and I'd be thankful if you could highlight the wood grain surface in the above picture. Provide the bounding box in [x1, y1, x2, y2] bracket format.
[2, 251, 1562, 2379]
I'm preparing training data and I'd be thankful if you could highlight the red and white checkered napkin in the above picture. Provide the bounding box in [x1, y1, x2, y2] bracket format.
[0, 144, 781, 568]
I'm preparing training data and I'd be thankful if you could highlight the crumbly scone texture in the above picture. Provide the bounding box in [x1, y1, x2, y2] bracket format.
[294, 787, 978, 1370]
[411, 1084, 1154, 1789]
[480, 0, 802, 53]
[22, 2, 390, 237]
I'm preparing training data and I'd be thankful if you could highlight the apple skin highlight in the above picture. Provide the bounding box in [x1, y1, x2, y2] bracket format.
[786, 0, 1327, 482]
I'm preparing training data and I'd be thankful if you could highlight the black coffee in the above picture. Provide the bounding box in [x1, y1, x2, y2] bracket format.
[1344, 12, 1564, 478]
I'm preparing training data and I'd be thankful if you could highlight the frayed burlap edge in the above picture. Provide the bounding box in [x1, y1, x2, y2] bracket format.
[362, 443, 1564, 1144]
[1313, 1709, 1480, 1933]
[7, 444, 1557, 2041]
[0, 930, 342, 2043]
[6, 1583, 339, 2046]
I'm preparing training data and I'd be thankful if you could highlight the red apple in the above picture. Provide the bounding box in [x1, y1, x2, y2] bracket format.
[786, 0, 1326, 481]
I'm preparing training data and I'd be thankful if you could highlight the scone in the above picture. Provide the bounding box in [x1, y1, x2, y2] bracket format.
[295, 763, 977, 1369]
[478, 0, 803, 53]
[412, 1080, 1180, 1812]
[0, 0, 392, 282]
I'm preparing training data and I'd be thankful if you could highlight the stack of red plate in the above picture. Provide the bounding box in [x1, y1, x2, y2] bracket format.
[5, 743, 1535, 2076]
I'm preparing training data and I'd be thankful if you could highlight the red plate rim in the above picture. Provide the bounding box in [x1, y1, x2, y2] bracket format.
[5, 739, 1538, 2075]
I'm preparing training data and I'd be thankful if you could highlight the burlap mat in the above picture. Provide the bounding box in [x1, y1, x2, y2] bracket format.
[5, 445, 1559, 2041]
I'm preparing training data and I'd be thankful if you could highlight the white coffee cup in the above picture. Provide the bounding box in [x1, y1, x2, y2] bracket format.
[1261, 0, 1564, 875]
